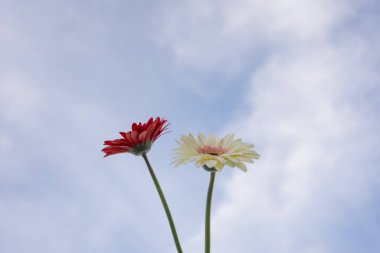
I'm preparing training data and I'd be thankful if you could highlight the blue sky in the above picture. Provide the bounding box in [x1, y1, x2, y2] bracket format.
[1, 0, 380, 252]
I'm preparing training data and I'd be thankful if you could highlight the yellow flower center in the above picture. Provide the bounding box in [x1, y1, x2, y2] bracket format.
[197, 145, 227, 156]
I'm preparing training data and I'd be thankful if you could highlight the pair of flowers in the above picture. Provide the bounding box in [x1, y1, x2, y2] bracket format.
[102, 117, 259, 253]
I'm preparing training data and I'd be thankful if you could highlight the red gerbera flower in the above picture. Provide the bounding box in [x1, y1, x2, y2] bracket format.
[102, 117, 169, 157]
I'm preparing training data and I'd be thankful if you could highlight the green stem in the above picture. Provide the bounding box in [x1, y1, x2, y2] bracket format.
[142, 153, 183, 253]
[205, 171, 216, 253]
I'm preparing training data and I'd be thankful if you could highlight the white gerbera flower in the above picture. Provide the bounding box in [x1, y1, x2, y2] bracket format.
[172, 133, 259, 172]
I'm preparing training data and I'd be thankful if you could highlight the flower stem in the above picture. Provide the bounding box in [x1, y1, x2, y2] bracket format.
[205, 171, 216, 253]
[142, 153, 183, 253]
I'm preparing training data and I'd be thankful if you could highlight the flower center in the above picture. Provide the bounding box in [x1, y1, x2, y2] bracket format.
[197, 145, 227, 156]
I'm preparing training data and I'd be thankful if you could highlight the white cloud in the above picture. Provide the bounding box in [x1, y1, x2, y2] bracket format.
[0, 85, 177, 252]
[1, 0, 379, 252]
[156, 0, 380, 252]
[155, 0, 353, 73]
[209, 44, 379, 253]
[0, 74, 43, 121]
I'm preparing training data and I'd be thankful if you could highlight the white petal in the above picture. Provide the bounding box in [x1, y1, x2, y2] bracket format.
[235, 162, 248, 172]
[197, 133, 206, 146]
[206, 134, 218, 146]
[205, 160, 217, 168]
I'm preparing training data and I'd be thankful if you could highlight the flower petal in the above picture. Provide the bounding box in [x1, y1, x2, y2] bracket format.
[172, 132, 259, 172]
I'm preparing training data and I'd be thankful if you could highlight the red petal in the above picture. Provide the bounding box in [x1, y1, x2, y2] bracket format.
[124, 132, 134, 143]
[139, 130, 147, 142]
[102, 117, 169, 157]
[144, 118, 153, 130]
[131, 130, 139, 144]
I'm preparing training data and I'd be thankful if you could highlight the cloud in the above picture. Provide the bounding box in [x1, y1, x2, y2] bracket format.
[155, 0, 380, 252]
[155, 0, 353, 73]
[0, 74, 44, 122]
[209, 44, 380, 253]
[0, 81, 177, 253]
[1, 0, 379, 252]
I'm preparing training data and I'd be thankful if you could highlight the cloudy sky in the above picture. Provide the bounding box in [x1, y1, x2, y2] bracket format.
[1, 0, 379, 252]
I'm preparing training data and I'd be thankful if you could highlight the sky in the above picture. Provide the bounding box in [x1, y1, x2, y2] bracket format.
[1, 0, 380, 252]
